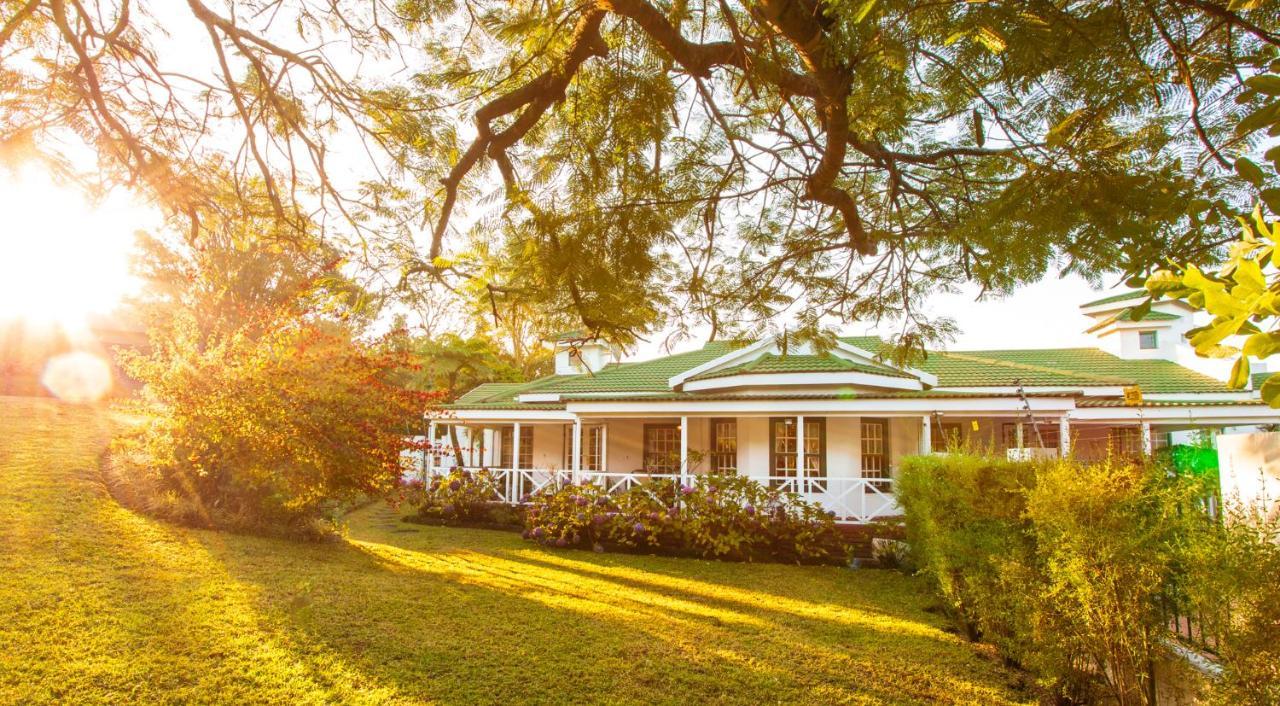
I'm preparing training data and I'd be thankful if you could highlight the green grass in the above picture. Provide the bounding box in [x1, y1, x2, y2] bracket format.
[0, 397, 1031, 704]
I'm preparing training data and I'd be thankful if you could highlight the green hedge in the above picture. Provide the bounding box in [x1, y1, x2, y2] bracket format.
[898, 453, 1215, 703]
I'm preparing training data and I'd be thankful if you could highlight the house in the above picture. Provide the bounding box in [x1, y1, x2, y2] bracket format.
[426, 291, 1279, 524]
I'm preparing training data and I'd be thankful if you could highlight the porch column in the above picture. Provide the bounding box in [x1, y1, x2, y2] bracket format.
[601, 423, 608, 473]
[1140, 421, 1153, 456]
[920, 416, 932, 455]
[680, 416, 689, 485]
[512, 422, 522, 471]
[796, 415, 806, 489]
[1058, 415, 1071, 458]
[571, 418, 582, 481]
[425, 420, 436, 480]
[1015, 422, 1024, 450]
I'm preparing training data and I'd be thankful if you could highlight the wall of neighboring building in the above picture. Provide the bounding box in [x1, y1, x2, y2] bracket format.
[1217, 431, 1280, 519]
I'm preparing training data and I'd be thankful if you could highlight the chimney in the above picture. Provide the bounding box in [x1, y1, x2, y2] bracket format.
[551, 332, 620, 375]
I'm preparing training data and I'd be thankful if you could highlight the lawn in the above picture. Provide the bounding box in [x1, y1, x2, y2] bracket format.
[0, 396, 1031, 704]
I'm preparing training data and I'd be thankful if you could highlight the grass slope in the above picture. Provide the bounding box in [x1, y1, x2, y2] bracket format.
[0, 397, 1030, 705]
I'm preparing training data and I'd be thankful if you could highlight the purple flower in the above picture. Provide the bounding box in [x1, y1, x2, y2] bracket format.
[648, 511, 661, 522]
[521, 530, 531, 539]
[448, 480, 462, 491]
[632, 522, 646, 534]
[575, 495, 589, 507]
[555, 537, 568, 548]
[576, 512, 587, 523]
[532, 527, 545, 539]
[680, 484, 694, 495]
[745, 505, 756, 516]
[442, 503, 456, 515]
[592, 514, 606, 526]
[595, 496, 610, 507]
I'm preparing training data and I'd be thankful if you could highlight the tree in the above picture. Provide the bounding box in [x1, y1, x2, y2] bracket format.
[4, 1, 1279, 347]
[1144, 65, 1280, 404]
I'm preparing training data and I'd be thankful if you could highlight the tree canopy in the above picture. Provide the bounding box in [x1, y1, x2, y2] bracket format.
[3, 0, 1279, 349]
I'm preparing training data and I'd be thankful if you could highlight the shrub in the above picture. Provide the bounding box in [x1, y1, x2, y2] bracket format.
[412, 468, 517, 526]
[1186, 504, 1280, 706]
[898, 452, 1213, 704]
[523, 474, 848, 565]
[112, 318, 429, 539]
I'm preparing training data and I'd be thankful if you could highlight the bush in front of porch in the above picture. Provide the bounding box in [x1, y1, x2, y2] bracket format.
[523, 475, 849, 565]
[409, 468, 524, 529]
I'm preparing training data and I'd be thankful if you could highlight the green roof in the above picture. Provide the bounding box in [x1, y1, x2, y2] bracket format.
[1081, 290, 1147, 308]
[689, 353, 913, 381]
[447, 335, 1234, 408]
[1119, 308, 1179, 322]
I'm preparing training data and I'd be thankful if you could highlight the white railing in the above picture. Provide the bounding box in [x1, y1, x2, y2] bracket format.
[766, 476, 900, 524]
[423, 466, 899, 524]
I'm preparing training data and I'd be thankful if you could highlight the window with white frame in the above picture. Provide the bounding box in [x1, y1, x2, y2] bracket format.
[860, 418, 887, 480]
[562, 425, 604, 471]
[709, 418, 738, 473]
[1139, 330, 1159, 350]
[931, 422, 963, 452]
[643, 424, 680, 473]
[501, 426, 534, 469]
[1109, 426, 1144, 457]
[1001, 422, 1060, 450]
[770, 418, 825, 486]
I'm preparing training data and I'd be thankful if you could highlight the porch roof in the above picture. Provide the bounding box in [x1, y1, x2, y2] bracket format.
[686, 353, 913, 381]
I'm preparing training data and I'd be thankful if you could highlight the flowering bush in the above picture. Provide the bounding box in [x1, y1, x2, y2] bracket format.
[523, 475, 848, 564]
[413, 468, 506, 523]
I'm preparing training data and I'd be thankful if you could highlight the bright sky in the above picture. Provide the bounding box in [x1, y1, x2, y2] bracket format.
[0, 167, 158, 326]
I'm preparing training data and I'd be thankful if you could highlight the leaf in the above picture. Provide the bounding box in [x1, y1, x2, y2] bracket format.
[1186, 198, 1212, 216]
[1127, 299, 1151, 321]
[1243, 332, 1280, 358]
[975, 27, 1006, 54]
[1228, 356, 1250, 390]
[1046, 110, 1085, 148]
[1262, 188, 1280, 215]
[852, 0, 879, 22]
[972, 108, 985, 148]
[1237, 102, 1280, 136]
[1236, 157, 1267, 187]
[1261, 375, 1280, 407]
[1245, 74, 1280, 96]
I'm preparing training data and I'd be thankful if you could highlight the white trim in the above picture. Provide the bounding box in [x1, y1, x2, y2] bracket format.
[935, 385, 1120, 396]
[1070, 406, 1279, 423]
[517, 392, 562, 402]
[833, 340, 939, 387]
[667, 339, 775, 388]
[1079, 297, 1194, 317]
[449, 409, 576, 422]
[517, 390, 673, 403]
[1143, 392, 1252, 401]
[681, 371, 923, 392]
[565, 397, 1076, 415]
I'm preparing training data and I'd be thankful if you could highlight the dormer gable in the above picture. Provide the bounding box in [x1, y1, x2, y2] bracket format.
[668, 337, 930, 392]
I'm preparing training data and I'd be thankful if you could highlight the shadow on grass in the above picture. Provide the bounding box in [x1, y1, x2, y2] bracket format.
[181, 507, 1031, 705]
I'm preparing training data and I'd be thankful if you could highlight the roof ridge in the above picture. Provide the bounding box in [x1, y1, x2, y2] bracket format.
[938, 350, 1130, 385]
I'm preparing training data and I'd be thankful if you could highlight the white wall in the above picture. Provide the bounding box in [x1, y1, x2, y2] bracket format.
[1217, 431, 1280, 520]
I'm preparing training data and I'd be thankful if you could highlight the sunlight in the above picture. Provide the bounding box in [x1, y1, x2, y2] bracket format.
[0, 167, 157, 328]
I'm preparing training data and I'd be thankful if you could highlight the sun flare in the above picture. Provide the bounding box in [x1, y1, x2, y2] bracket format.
[0, 167, 156, 329]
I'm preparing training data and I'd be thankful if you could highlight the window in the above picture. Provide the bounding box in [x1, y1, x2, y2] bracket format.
[931, 422, 963, 452]
[709, 418, 738, 473]
[1001, 422, 1060, 450]
[1110, 426, 1144, 457]
[643, 424, 680, 474]
[500, 426, 533, 469]
[563, 425, 604, 471]
[770, 417, 825, 487]
[860, 418, 889, 492]
[1139, 330, 1159, 350]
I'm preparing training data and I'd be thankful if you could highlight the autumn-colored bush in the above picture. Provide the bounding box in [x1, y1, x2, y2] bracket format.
[523, 474, 848, 564]
[112, 317, 429, 539]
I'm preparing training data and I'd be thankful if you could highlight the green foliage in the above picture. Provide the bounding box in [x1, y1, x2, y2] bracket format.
[523, 475, 849, 564]
[1145, 67, 1280, 405]
[1184, 505, 1280, 706]
[898, 453, 1215, 704]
